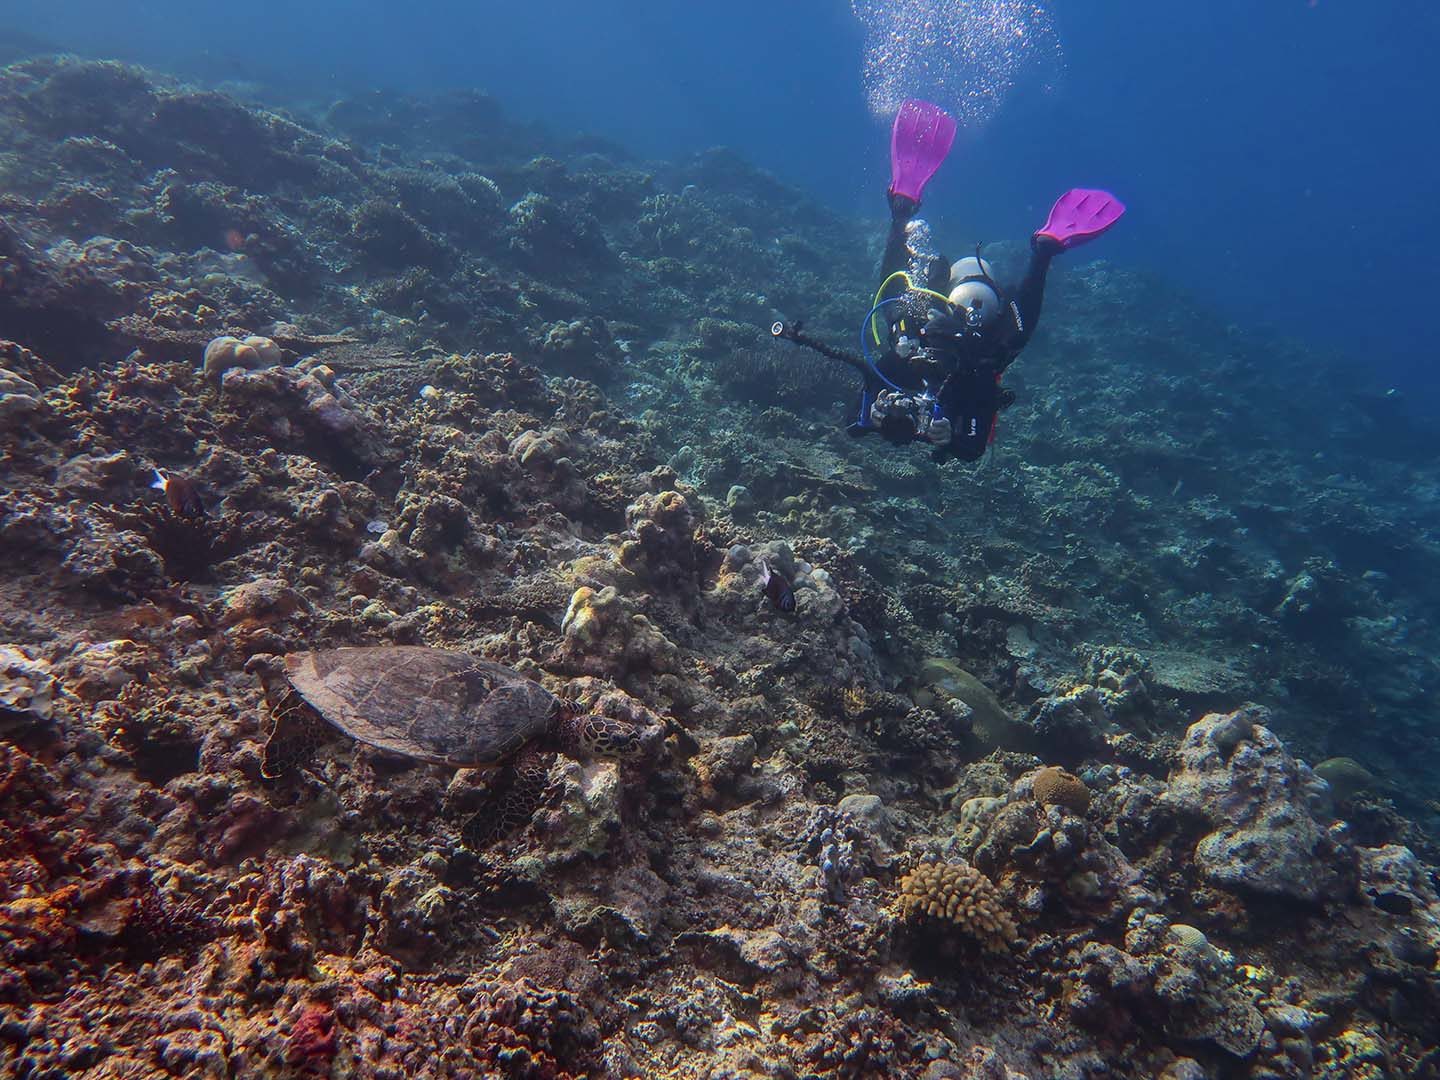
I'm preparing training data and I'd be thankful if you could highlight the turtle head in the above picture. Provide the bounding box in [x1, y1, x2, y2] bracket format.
[556, 707, 646, 761]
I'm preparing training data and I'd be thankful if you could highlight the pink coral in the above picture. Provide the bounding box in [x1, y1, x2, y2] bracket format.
[285, 1003, 338, 1074]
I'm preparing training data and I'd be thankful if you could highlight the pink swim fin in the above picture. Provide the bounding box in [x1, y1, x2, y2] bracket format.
[889, 99, 957, 204]
[1035, 188, 1126, 250]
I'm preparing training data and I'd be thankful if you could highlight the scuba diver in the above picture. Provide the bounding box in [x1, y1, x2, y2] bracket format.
[773, 99, 1125, 463]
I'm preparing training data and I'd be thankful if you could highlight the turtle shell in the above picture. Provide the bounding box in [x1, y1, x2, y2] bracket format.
[283, 646, 559, 767]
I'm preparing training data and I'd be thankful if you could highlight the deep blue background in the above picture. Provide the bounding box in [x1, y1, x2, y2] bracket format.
[4, 1, 1437, 385]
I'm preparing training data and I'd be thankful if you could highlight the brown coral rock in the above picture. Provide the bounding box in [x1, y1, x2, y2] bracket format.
[622, 488, 706, 586]
[222, 577, 306, 626]
[897, 860, 1017, 954]
[1032, 766, 1091, 815]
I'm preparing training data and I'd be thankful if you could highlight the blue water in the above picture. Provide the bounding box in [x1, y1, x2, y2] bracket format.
[4, 0, 1437, 388]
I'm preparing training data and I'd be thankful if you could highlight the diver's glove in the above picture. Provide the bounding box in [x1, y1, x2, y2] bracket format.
[998, 388, 1017, 411]
[870, 389, 924, 445]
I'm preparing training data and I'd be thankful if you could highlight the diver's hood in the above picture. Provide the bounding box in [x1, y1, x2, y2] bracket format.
[948, 255, 995, 286]
[947, 255, 1001, 328]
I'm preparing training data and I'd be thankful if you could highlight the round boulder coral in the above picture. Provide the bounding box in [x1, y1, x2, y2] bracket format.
[896, 860, 1017, 954]
[201, 334, 282, 379]
[1031, 766, 1091, 815]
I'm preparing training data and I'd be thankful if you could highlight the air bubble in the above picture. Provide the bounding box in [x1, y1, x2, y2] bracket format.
[852, 0, 1063, 127]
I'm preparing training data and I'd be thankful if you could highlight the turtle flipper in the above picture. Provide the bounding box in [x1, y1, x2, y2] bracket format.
[461, 745, 556, 848]
[261, 691, 331, 780]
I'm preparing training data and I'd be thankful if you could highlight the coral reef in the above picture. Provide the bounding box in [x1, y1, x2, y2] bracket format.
[0, 52, 1438, 1080]
[201, 333, 283, 379]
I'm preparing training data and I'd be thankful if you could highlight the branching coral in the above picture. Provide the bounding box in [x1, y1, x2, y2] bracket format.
[897, 860, 1017, 954]
[460, 977, 601, 1079]
[708, 336, 839, 408]
[98, 502, 247, 582]
[798, 1005, 915, 1079]
[119, 885, 213, 963]
[804, 806, 884, 902]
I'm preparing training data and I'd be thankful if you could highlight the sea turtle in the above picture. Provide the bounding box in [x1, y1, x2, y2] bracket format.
[260, 645, 649, 845]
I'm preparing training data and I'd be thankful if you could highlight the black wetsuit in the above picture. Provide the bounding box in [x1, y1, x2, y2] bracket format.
[858, 195, 1057, 462]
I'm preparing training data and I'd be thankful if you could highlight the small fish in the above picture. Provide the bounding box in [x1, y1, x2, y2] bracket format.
[759, 559, 796, 613]
[151, 468, 205, 519]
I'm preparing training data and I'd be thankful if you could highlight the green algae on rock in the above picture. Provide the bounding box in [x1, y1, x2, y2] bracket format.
[918, 656, 1027, 750]
[1314, 755, 1381, 802]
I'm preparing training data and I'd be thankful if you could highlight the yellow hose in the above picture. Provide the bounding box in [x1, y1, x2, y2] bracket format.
[869, 271, 954, 344]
